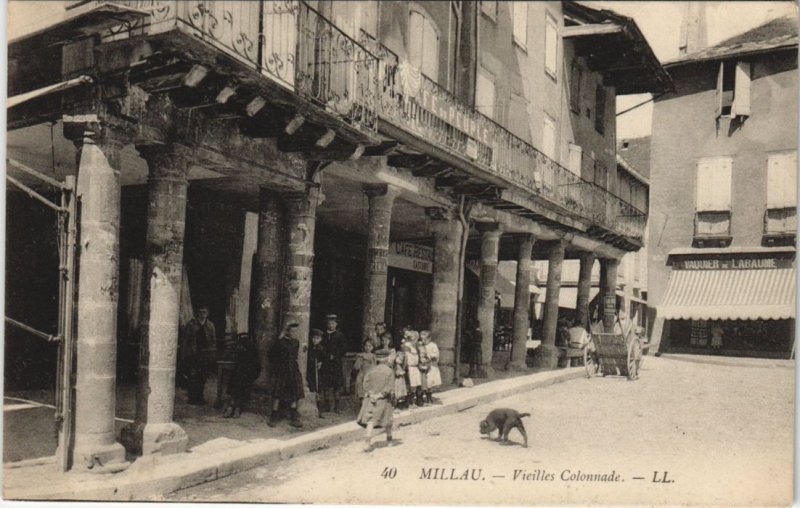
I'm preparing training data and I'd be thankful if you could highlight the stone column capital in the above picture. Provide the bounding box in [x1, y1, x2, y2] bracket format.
[599, 256, 621, 267]
[363, 183, 401, 201]
[476, 222, 504, 235]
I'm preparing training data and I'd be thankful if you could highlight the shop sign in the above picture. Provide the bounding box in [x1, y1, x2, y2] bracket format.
[388, 242, 433, 274]
[673, 257, 793, 270]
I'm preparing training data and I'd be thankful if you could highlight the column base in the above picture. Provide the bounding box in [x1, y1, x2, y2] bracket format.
[120, 421, 188, 456]
[504, 361, 528, 372]
[72, 440, 127, 473]
[471, 364, 494, 379]
[297, 393, 319, 419]
[530, 344, 561, 370]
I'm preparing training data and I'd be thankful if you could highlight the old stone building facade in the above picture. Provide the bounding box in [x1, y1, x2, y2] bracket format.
[6, 1, 668, 470]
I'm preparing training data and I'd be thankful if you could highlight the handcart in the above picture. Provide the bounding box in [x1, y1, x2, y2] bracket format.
[584, 323, 647, 380]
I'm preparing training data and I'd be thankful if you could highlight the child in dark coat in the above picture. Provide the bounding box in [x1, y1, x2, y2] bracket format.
[223, 333, 261, 418]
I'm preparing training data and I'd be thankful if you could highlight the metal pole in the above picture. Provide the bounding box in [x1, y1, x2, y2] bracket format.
[59, 176, 77, 471]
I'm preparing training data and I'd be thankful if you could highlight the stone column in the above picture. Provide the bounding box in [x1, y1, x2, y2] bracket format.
[72, 131, 127, 470]
[282, 188, 319, 383]
[507, 234, 535, 371]
[427, 208, 463, 384]
[251, 188, 286, 389]
[575, 252, 596, 328]
[121, 144, 191, 456]
[361, 184, 399, 343]
[601, 258, 620, 332]
[476, 223, 503, 378]
[531, 240, 566, 369]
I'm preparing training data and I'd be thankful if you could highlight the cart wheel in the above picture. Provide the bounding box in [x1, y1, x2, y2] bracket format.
[584, 346, 599, 378]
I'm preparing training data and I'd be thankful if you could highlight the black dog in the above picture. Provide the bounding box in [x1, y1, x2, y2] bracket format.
[479, 408, 530, 448]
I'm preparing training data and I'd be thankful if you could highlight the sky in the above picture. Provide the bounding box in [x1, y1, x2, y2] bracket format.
[587, 1, 799, 140]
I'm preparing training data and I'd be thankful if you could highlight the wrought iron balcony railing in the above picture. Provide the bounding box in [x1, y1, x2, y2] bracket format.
[103, 1, 379, 131]
[359, 31, 646, 242]
[88, 2, 645, 242]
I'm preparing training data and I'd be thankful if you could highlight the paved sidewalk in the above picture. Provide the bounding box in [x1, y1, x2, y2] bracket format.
[3, 366, 583, 501]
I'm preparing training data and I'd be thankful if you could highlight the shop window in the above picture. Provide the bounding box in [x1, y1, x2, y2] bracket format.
[716, 61, 751, 118]
[408, 6, 440, 82]
[694, 157, 732, 246]
[544, 14, 558, 79]
[594, 85, 606, 134]
[476, 68, 496, 119]
[512, 2, 527, 50]
[764, 151, 797, 242]
[569, 60, 582, 113]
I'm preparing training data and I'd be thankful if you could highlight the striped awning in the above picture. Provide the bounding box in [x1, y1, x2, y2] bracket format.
[659, 268, 796, 320]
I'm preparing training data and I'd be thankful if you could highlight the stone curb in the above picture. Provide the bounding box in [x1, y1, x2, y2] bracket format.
[5, 368, 584, 501]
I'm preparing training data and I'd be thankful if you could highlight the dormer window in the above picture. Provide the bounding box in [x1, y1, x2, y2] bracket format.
[716, 61, 751, 118]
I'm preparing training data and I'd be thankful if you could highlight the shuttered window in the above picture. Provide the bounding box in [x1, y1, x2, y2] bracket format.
[409, 8, 440, 82]
[767, 152, 797, 209]
[476, 68, 496, 119]
[545, 14, 558, 78]
[512, 2, 527, 49]
[696, 158, 732, 211]
[542, 115, 557, 160]
[716, 61, 751, 118]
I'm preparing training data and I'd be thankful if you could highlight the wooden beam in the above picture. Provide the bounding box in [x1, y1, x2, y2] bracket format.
[285, 114, 305, 135]
[387, 153, 431, 169]
[562, 23, 622, 38]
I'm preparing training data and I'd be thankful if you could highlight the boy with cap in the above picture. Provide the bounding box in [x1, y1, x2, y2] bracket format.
[322, 314, 348, 412]
[357, 348, 395, 452]
[306, 328, 327, 418]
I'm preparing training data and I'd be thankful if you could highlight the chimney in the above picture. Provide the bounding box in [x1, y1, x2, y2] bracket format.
[678, 2, 708, 55]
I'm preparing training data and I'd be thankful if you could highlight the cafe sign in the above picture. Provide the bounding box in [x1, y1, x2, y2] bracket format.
[673, 256, 793, 270]
[388, 242, 434, 274]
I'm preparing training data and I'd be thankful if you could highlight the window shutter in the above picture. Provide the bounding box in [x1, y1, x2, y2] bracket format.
[512, 3, 527, 47]
[710, 158, 732, 210]
[545, 16, 558, 76]
[408, 11, 424, 69]
[568, 143, 582, 176]
[715, 63, 724, 118]
[542, 116, 556, 160]
[697, 159, 732, 211]
[767, 152, 797, 208]
[422, 21, 440, 80]
[732, 61, 751, 117]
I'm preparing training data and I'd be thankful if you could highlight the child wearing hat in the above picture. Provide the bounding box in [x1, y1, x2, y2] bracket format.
[419, 330, 441, 405]
[353, 338, 377, 402]
[357, 348, 395, 452]
[306, 328, 327, 418]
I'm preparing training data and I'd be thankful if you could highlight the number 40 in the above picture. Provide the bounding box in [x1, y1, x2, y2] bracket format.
[381, 467, 397, 479]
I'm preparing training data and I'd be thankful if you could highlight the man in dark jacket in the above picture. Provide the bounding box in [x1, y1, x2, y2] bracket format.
[181, 306, 217, 405]
[322, 314, 347, 412]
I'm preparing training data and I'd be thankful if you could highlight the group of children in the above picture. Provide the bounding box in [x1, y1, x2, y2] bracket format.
[352, 325, 442, 451]
[352, 326, 442, 410]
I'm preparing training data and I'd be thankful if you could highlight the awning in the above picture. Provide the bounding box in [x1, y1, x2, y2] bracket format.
[659, 268, 796, 320]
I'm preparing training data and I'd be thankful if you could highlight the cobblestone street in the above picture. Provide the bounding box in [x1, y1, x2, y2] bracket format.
[168, 356, 794, 506]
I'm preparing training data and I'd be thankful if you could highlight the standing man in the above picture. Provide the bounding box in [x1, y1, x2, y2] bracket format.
[323, 314, 347, 412]
[181, 305, 217, 405]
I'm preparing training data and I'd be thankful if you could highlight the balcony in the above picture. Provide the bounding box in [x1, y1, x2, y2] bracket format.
[91, 0, 379, 133]
[359, 32, 646, 245]
[763, 207, 796, 246]
[693, 210, 732, 248]
[58, 2, 646, 246]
